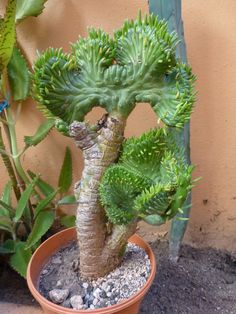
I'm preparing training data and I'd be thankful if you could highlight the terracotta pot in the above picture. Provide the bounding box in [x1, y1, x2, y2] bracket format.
[27, 227, 156, 314]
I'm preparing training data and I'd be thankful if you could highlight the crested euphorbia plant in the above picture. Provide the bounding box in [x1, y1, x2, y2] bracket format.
[32, 14, 195, 279]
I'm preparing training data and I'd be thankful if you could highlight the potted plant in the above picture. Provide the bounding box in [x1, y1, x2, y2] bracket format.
[27, 13, 195, 314]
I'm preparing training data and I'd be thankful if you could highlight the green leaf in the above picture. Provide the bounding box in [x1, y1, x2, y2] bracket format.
[0, 0, 16, 74]
[60, 215, 76, 228]
[14, 177, 38, 222]
[0, 200, 15, 216]
[0, 239, 15, 254]
[58, 147, 72, 194]
[0, 182, 12, 217]
[9, 241, 31, 277]
[7, 46, 30, 100]
[0, 215, 13, 232]
[24, 120, 54, 147]
[58, 195, 77, 205]
[34, 189, 58, 219]
[143, 214, 166, 226]
[1, 181, 12, 204]
[28, 170, 54, 197]
[16, 0, 47, 23]
[26, 211, 54, 249]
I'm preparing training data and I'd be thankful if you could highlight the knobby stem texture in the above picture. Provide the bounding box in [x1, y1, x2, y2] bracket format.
[70, 115, 136, 278]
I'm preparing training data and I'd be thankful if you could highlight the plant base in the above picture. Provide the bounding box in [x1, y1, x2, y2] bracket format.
[27, 227, 156, 314]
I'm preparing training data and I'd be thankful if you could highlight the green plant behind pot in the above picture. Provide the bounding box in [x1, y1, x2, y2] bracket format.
[0, 0, 76, 277]
[32, 13, 196, 279]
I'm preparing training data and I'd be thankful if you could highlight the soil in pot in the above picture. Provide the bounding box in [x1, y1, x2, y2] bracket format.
[38, 241, 151, 310]
[1, 238, 236, 313]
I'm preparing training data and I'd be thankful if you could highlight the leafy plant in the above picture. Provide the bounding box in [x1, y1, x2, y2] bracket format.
[32, 13, 196, 279]
[0, 147, 75, 277]
[0, 0, 76, 277]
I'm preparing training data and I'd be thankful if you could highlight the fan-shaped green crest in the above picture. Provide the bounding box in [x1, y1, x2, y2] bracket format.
[32, 14, 195, 127]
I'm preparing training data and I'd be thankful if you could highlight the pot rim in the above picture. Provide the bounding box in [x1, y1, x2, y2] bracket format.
[27, 227, 156, 314]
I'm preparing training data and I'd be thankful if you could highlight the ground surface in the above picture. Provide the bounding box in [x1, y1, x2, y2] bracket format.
[0, 238, 236, 314]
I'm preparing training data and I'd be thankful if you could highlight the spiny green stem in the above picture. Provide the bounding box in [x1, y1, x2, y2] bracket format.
[5, 107, 36, 224]
[0, 127, 21, 200]
[0, 117, 8, 125]
[1, 70, 29, 186]
[6, 107, 30, 186]
[13, 102, 22, 124]
[13, 145, 28, 159]
[1, 111, 12, 155]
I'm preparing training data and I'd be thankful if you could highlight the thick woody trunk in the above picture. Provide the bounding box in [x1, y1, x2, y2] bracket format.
[70, 115, 135, 279]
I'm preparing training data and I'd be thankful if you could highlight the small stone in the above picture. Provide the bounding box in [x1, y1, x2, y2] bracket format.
[41, 269, 48, 275]
[99, 299, 107, 307]
[82, 282, 89, 289]
[70, 284, 86, 298]
[115, 269, 120, 276]
[62, 298, 71, 308]
[106, 292, 112, 298]
[93, 288, 101, 298]
[97, 278, 103, 284]
[72, 259, 79, 271]
[70, 295, 84, 310]
[51, 256, 62, 264]
[101, 282, 108, 290]
[90, 304, 95, 309]
[49, 289, 69, 304]
[56, 280, 63, 288]
[99, 290, 107, 298]
[85, 293, 94, 305]
[105, 286, 111, 293]
[93, 298, 98, 305]
[86, 285, 93, 294]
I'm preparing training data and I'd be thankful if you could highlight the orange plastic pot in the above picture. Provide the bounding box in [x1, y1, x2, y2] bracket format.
[27, 227, 156, 314]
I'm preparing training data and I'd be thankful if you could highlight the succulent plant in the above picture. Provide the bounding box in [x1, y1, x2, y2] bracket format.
[32, 13, 195, 279]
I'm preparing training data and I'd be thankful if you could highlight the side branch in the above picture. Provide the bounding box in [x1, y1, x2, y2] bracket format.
[101, 221, 138, 270]
[69, 121, 98, 150]
[104, 221, 137, 252]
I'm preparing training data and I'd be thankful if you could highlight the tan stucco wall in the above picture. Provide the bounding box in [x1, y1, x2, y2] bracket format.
[0, 0, 235, 252]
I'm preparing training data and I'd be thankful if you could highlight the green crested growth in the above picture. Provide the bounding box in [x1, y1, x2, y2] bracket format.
[114, 13, 177, 74]
[71, 29, 116, 77]
[99, 128, 193, 225]
[32, 13, 195, 130]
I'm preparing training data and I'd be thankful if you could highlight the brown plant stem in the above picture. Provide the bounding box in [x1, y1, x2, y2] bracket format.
[70, 114, 136, 279]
